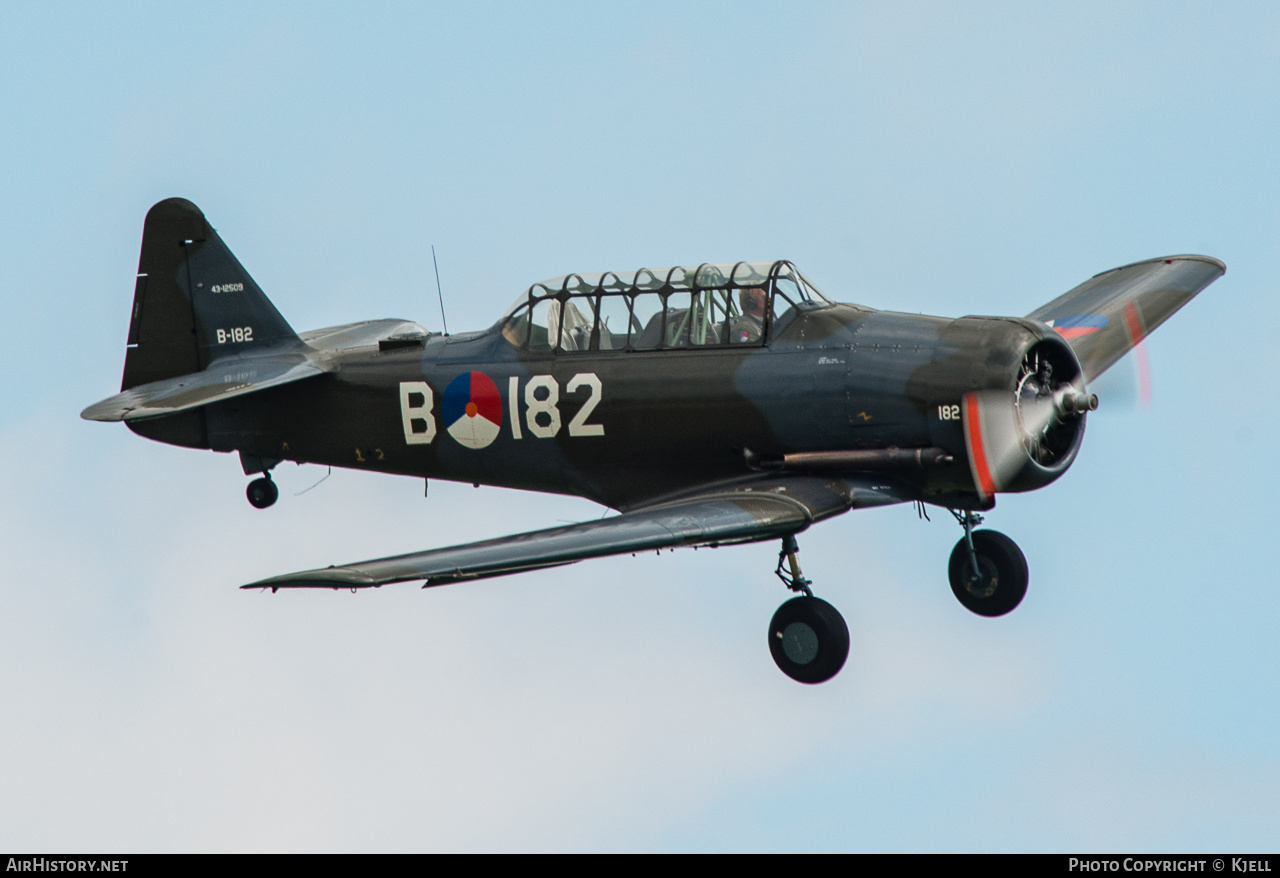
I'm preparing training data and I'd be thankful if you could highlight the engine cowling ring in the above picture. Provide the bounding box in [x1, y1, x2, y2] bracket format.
[962, 335, 1087, 499]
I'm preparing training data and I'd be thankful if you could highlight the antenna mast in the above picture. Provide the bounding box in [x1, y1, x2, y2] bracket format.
[432, 245, 449, 336]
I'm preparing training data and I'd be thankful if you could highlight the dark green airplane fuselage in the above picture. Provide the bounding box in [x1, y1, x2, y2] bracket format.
[130, 303, 1065, 512]
[108, 197, 1087, 514]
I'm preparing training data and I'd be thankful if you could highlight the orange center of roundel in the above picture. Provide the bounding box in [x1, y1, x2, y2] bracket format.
[465, 402, 478, 418]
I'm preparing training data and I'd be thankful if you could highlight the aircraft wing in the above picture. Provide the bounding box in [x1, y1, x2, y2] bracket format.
[243, 475, 910, 590]
[81, 349, 326, 422]
[1026, 254, 1225, 383]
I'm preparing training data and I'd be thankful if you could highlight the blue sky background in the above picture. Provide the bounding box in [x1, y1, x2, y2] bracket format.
[1, 1, 1277, 852]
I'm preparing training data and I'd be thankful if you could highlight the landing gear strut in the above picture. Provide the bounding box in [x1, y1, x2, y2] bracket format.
[774, 534, 812, 595]
[246, 474, 279, 509]
[948, 510, 1027, 616]
[768, 534, 849, 684]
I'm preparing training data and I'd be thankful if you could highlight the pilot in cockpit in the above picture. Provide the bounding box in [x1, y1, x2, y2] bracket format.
[730, 286, 767, 343]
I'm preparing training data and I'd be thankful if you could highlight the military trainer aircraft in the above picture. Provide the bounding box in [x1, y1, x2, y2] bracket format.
[83, 198, 1225, 683]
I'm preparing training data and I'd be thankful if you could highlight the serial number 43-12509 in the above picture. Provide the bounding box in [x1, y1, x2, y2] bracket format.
[216, 327, 254, 344]
[937, 403, 960, 420]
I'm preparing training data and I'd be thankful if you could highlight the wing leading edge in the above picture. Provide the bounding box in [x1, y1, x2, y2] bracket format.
[243, 475, 910, 591]
[1027, 254, 1225, 383]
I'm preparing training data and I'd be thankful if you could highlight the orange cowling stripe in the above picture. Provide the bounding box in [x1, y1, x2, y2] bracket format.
[964, 392, 996, 500]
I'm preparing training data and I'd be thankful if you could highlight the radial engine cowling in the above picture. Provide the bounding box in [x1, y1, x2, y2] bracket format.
[962, 334, 1094, 500]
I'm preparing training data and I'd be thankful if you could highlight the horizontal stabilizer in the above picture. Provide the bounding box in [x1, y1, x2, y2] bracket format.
[1027, 255, 1225, 382]
[81, 350, 325, 422]
[243, 475, 907, 590]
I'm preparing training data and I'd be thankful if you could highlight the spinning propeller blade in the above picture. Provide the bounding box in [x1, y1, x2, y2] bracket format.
[962, 350, 1096, 501]
[1091, 341, 1153, 411]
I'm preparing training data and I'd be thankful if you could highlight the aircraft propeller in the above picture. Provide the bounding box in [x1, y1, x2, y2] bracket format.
[962, 345, 1097, 501]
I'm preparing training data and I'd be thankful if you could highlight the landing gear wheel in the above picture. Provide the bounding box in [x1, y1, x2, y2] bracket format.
[246, 477, 279, 509]
[948, 529, 1028, 617]
[768, 596, 850, 684]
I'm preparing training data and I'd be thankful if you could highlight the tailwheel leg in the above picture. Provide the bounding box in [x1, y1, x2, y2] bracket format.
[768, 534, 848, 684]
[947, 509, 1027, 617]
[246, 473, 279, 509]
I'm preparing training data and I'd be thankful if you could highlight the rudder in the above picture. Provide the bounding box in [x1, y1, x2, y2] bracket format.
[121, 198, 297, 391]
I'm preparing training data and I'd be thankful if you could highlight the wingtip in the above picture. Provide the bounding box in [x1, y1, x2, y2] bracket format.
[240, 566, 380, 590]
[1167, 254, 1226, 274]
[1091, 254, 1226, 279]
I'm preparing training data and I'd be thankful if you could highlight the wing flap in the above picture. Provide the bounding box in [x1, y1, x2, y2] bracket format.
[81, 349, 326, 422]
[1027, 255, 1224, 382]
[243, 475, 903, 591]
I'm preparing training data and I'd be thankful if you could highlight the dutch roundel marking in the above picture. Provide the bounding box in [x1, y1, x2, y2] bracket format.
[442, 371, 503, 449]
[1046, 314, 1107, 339]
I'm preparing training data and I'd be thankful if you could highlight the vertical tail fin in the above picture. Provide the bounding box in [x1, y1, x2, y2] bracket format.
[121, 198, 298, 391]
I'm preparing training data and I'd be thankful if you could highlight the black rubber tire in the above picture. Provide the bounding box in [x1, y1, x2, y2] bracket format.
[768, 596, 850, 684]
[948, 529, 1028, 617]
[246, 477, 279, 509]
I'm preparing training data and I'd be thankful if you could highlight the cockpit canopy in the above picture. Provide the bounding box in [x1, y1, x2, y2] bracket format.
[501, 260, 832, 352]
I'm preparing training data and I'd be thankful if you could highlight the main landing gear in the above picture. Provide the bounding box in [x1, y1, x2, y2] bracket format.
[246, 473, 279, 509]
[764, 514, 1030, 681]
[768, 535, 849, 684]
[947, 510, 1028, 617]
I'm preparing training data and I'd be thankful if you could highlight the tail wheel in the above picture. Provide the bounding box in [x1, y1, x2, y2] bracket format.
[246, 477, 279, 509]
[768, 596, 849, 684]
[948, 529, 1028, 617]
